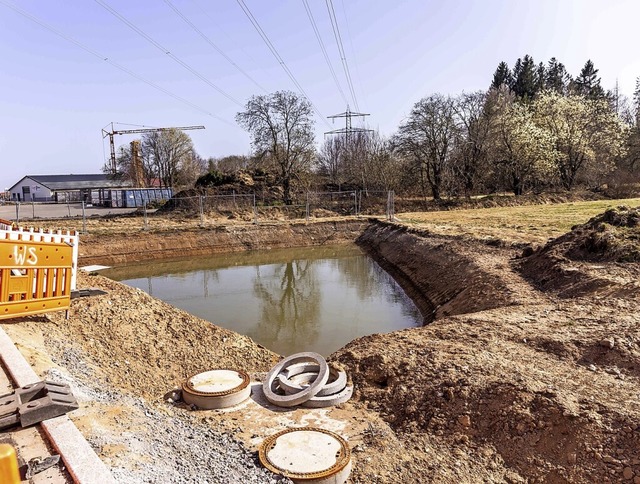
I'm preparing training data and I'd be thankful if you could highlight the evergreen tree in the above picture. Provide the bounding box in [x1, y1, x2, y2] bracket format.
[633, 76, 640, 125]
[573, 60, 606, 99]
[546, 57, 570, 94]
[536, 62, 546, 93]
[512, 55, 538, 100]
[491, 61, 513, 90]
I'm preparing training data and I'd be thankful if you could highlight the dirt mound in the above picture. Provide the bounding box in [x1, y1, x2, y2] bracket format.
[534, 206, 640, 263]
[4, 271, 279, 401]
[333, 302, 640, 483]
[519, 206, 640, 297]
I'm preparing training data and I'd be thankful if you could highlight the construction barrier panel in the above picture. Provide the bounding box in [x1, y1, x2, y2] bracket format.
[0, 221, 75, 320]
[0, 219, 78, 290]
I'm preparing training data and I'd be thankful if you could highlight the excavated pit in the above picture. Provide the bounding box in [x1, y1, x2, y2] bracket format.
[5, 216, 638, 482]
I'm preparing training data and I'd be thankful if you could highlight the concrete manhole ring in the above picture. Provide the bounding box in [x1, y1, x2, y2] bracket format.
[182, 369, 251, 409]
[259, 427, 351, 483]
[301, 384, 353, 408]
[278, 367, 347, 397]
[263, 352, 329, 407]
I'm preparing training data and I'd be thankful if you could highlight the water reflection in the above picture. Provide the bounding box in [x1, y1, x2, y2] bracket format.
[251, 261, 321, 354]
[104, 245, 422, 356]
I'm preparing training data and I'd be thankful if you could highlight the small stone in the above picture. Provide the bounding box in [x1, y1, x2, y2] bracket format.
[599, 338, 615, 349]
[458, 415, 471, 427]
[633, 476, 640, 484]
[588, 364, 597, 371]
[622, 467, 634, 480]
[567, 452, 577, 465]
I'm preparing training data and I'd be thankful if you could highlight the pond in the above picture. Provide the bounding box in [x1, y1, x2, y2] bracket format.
[103, 245, 423, 356]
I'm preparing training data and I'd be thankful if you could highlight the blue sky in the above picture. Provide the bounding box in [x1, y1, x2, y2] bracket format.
[1, 0, 639, 190]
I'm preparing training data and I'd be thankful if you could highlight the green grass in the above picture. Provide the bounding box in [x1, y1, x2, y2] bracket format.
[398, 198, 640, 245]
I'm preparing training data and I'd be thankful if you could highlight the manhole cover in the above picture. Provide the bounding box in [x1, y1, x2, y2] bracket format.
[259, 427, 351, 483]
[182, 369, 251, 409]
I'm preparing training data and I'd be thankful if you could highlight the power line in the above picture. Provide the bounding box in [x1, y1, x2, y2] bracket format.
[189, 0, 261, 67]
[0, 0, 234, 126]
[339, 0, 367, 110]
[94, 0, 243, 107]
[301, 0, 349, 107]
[235, 0, 332, 129]
[325, 0, 359, 111]
[162, 0, 267, 93]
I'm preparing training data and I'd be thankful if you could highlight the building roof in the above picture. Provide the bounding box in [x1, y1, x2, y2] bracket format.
[10, 174, 132, 191]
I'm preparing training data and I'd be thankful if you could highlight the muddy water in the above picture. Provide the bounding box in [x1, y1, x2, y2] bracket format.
[103, 245, 422, 356]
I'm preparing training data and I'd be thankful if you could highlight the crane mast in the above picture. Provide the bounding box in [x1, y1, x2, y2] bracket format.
[101, 123, 205, 175]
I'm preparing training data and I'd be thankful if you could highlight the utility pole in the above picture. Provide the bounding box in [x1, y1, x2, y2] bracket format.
[324, 106, 373, 140]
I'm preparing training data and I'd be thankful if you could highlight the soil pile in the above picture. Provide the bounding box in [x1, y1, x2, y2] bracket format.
[50, 272, 278, 400]
[536, 206, 640, 263]
[520, 206, 640, 297]
[334, 216, 640, 482]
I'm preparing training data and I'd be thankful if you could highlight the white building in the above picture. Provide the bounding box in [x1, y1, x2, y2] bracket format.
[9, 174, 131, 203]
[8, 174, 172, 207]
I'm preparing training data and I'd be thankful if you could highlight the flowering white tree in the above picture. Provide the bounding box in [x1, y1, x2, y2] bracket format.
[533, 92, 626, 189]
[488, 88, 556, 195]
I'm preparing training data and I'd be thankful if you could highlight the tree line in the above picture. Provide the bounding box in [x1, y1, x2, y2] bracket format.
[110, 56, 640, 204]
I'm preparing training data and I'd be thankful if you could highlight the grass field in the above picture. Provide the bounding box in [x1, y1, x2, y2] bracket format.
[397, 197, 640, 245]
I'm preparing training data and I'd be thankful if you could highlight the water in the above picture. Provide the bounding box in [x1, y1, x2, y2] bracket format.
[103, 245, 423, 356]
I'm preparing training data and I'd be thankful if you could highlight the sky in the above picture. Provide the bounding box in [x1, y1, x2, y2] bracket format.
[1, 0, 639, 190]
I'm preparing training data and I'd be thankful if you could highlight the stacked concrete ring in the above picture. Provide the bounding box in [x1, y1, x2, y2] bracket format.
[263, 352, 329, 408]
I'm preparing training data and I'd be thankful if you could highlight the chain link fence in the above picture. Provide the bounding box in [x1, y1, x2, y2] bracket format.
[0, 190, 395, 233]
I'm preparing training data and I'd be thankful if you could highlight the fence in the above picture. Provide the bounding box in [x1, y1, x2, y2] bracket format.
[1, 190, 396, 232]
[0, 225, 76, 320]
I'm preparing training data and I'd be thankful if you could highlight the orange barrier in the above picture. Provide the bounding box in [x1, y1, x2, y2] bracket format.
[0, 444, 20, 483]
[0, 237, 73, 320]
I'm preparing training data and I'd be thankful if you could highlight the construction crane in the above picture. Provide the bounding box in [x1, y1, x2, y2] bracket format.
[102, 123, 205, 175]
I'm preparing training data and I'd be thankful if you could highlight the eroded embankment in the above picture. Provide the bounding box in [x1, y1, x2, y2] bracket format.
[333, 220, 640, 483]
[356, 220, 525, 321]
[78, 220, 368, 266]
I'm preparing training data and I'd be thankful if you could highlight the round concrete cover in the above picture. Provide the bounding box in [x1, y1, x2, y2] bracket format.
[188, 369, 244, 394]
[261, 428, 350, 479]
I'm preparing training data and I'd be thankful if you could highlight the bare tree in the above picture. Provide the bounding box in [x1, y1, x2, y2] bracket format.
[452, 91, 492, 197]
[366, 132, 404, 192]
[175, 151, 208, 188]
[317, 135, 346, 188]
[394, 94, 458, 200]
[142, 128, 194, 188]
[215, 155, 250, 174]
[236, 91, 315, 204]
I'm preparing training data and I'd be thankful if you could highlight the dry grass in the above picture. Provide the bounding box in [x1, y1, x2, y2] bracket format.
[397, 197, 640, 245]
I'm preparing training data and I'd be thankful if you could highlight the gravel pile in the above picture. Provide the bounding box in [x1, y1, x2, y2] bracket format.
[46, 367, 292, 484]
